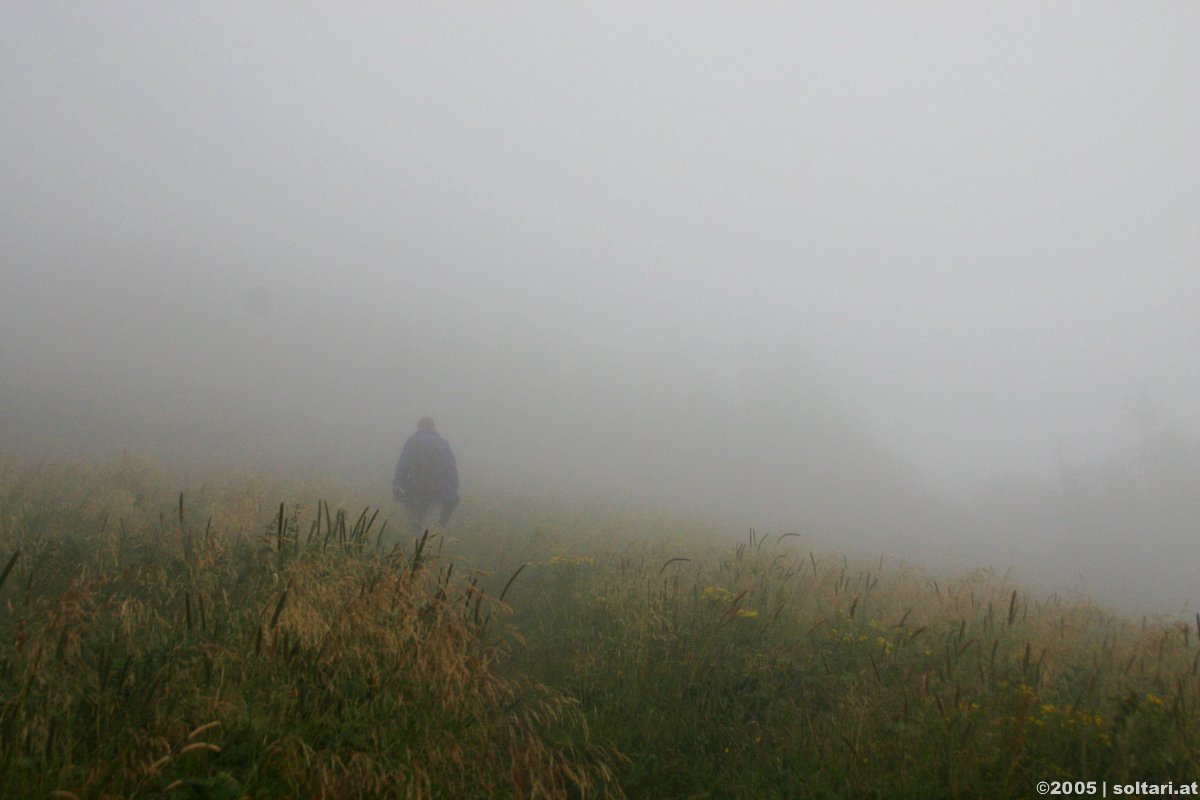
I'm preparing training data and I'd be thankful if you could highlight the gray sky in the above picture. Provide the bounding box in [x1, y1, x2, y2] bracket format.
[2, 4, 1198, 606]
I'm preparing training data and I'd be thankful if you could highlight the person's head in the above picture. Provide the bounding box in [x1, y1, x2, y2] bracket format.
[417, 417, 436, 432]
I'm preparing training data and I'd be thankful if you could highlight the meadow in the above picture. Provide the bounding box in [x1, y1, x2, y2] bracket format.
[1, 457, 1196, 798]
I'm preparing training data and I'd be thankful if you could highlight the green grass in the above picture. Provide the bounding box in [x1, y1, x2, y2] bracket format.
[1, 457, 1196, 798]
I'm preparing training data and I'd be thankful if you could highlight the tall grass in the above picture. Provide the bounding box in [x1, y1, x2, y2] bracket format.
[0, 458, 618, 798]
[503, 531, 1199, 797]
[1, 457, 1196, 798]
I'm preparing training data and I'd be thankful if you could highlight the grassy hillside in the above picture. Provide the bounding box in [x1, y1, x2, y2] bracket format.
[1, 458, 1196, 798]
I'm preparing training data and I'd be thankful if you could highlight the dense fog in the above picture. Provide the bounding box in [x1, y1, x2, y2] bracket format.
[2, 3, 1197, 614]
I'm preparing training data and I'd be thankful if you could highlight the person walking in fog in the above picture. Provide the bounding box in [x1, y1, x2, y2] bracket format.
[393, 417, 459, 534]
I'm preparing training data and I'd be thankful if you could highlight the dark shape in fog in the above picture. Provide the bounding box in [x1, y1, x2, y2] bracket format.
[393, 417, 460, 534]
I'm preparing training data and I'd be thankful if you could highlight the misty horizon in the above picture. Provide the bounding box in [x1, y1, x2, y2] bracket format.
[2, 3, 1197, 614]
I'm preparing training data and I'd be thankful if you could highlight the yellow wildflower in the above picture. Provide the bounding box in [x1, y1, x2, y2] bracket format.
[702, 586, 737, 604]
[547, 554, 594, 567]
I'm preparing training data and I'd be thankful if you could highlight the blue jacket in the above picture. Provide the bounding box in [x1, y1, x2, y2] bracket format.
[394, 429, 459, 504]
